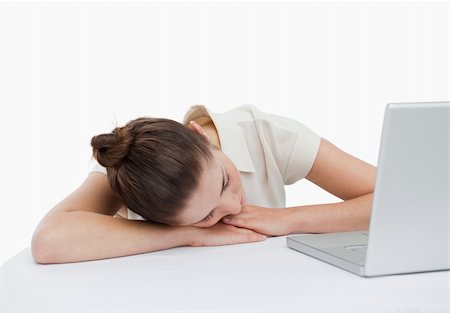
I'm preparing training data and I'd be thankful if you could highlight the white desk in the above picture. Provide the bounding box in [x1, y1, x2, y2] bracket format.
[1, 236, 448, 312]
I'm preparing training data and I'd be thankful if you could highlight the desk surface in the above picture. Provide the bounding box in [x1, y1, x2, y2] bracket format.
[1, 236, 448, 313]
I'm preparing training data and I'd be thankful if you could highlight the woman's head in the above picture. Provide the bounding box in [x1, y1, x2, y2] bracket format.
[176, 148, 246, 227]
[91, 117, 214, 224]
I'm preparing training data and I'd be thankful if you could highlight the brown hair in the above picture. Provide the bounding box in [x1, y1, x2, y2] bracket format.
[90, 117, 214, 224]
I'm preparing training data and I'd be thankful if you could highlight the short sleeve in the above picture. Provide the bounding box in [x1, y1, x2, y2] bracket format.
[252, 109, 321, 185]
[87, 158, 145, 220]
[283, 124, 321, 184]
[88, 158, 107, 175]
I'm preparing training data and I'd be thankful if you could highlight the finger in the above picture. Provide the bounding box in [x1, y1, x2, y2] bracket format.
[246, 233, 267, 242]
[235, 231, 267, 243]
[223, 217, 253, 229]
[218, 223, 266, 243]
[223, 211, 253, 221]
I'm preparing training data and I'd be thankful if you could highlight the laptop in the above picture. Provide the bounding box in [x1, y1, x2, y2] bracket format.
[287, 101, 449, 277]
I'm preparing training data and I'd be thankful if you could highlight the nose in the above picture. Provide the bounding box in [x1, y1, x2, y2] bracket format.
[220, 193, 242, 216]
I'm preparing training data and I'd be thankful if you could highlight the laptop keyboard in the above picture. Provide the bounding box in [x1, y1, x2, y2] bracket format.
[344, 244, 367, 254]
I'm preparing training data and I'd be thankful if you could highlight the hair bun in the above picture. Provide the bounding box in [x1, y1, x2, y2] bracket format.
[91, 127, 134, 169]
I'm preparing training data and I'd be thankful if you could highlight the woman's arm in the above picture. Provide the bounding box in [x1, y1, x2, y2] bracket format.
[32, 211, 193, 264]
[283, 193, 373, 234]
[31, 172, 187, 263]
[32, 173, 265, 264]
[223, 138, 376, 235]
[286, 137, 375, 233]
[304, 137, 376, 201]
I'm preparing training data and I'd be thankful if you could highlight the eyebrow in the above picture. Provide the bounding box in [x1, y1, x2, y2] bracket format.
[195, 166, 226, 224]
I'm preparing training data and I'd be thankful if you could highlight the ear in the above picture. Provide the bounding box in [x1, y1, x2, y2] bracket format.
[188, 120, 210, 140]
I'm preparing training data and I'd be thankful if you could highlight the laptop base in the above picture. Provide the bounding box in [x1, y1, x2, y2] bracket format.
[287, 231, 368, 276]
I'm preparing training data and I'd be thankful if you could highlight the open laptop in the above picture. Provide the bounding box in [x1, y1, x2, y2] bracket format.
[287, 101, 449, 277]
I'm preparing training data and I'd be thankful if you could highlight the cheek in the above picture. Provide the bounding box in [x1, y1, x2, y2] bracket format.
[228, 161, 241, 184]
[232, 167, 243, 192]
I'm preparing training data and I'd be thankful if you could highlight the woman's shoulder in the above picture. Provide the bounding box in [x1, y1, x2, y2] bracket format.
[182, 104, 260, 125]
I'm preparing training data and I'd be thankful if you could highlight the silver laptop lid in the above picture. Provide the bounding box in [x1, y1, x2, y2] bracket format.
[365, 102, 449, 276]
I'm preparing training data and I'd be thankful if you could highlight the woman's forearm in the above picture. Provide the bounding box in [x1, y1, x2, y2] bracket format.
[284, 193, 373, 234]
[31, 211, 194, 264]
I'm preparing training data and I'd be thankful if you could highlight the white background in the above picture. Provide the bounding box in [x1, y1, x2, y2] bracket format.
[0, 1, 448, 266]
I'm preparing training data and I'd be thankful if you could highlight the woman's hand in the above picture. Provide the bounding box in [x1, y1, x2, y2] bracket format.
[221, 205, 291, 237]
[189, 222, 267, 247]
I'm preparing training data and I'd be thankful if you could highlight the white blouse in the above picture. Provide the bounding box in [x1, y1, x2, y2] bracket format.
[88, 104, 321, 220]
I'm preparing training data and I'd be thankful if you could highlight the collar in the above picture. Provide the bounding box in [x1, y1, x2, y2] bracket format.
[183, 105, 255, 173]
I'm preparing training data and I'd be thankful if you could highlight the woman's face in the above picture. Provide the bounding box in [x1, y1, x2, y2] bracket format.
[177, 147, 246, 227]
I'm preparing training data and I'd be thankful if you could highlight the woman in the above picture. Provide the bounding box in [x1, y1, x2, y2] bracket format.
[31, 104, 376, 264]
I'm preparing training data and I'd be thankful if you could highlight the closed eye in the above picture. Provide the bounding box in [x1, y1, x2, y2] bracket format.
[200, 170, 231, 224]
[223, 172, 231, 190]
[203, 210, 215, 222]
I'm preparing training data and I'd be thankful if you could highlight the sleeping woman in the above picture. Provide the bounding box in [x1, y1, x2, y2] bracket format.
[31, 104, 376, 264]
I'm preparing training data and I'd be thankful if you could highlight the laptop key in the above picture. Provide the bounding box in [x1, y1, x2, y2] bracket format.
[344, 245, 367, 254]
